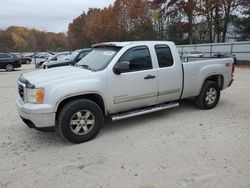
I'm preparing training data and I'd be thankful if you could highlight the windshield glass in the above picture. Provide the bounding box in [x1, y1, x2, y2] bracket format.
[68, 51, 79, 60]
[76, 47, 120, 71]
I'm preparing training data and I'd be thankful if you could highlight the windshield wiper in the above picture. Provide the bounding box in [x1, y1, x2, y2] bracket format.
[76, 64, 92, 70]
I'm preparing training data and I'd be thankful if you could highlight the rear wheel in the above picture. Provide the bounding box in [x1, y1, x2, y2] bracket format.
[58, 99, 103, 143]
[5, 64, 14, 71]
[195, 81, 220, 109]
[26, 59, 31, 64]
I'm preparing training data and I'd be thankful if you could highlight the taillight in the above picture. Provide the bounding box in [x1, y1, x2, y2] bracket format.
[232, 63, 235, 75]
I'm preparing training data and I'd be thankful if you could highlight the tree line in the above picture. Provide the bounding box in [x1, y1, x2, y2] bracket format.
[0, 0, 249, 52]
[0, 26, 68, 52]
[68, 0, 250, 49]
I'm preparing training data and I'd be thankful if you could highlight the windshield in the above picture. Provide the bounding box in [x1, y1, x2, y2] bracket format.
[76, 47, 120, 71]
[68, 51, 80, 60]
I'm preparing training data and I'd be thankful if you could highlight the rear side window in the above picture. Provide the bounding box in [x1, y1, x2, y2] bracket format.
[155, 45, 173, 68]
[119, 46, 152, 72]
[0, 53, 11, 59]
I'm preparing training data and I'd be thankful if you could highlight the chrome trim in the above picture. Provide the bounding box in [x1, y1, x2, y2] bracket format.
[111, 102, 179, 121]
[17, 81, 27, 103]
[158, 88, 181, 96]
[17, 81, 25, 87]
[114, 92, 158, 104]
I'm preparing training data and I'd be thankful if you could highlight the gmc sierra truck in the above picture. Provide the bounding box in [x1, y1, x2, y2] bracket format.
[16, 41, 235, 143]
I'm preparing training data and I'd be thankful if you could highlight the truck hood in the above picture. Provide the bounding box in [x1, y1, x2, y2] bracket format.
[21, 66, 92, 86]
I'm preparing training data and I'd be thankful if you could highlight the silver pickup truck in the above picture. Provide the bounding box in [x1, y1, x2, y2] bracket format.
[16, 41, 235, 143]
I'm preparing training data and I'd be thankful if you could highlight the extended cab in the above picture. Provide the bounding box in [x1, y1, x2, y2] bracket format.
[16, 41, 235, 143]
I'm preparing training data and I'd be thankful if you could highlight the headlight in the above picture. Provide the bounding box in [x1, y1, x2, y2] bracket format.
[26, 88, 45, 104]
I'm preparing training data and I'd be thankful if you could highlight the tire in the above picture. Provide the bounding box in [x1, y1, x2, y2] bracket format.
[26, 59, 31, 64]
[5, 64, 14, 71]
[195, 81, 220, 109]
[58, 99, 104, 143]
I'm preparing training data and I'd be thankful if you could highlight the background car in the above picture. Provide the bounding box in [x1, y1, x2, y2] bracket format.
[0, 53, 21, 71]
[36, 51, 71, 68]
[42, 48, 92, 69]
[36, 52, 55, 59]
[13, 53, 32, 64]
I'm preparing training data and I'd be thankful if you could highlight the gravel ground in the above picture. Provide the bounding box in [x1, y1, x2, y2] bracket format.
[0, 64, 249, 188]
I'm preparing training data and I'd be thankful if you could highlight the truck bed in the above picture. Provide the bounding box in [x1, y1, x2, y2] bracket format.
[181, 58, 234, 99]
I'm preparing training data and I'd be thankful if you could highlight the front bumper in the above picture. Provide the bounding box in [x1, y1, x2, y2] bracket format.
[16, 95, 56, 129]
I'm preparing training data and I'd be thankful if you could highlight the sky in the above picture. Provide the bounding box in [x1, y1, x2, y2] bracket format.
[0, 0, 115, 33]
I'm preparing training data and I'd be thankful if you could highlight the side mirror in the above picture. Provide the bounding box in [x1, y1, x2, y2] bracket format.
[113, 61, 130, 75]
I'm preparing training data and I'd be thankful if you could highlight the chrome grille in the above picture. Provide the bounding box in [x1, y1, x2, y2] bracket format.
[18, 83, 24, 101]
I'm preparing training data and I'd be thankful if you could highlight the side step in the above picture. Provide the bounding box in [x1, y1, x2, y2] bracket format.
[111, 102, 179, 121]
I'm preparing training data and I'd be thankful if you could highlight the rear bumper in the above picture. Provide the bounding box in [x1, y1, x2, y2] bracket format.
[16, 95, 56, 129]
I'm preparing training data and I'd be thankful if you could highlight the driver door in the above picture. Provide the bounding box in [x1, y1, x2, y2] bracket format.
[107, 46, 158, 114]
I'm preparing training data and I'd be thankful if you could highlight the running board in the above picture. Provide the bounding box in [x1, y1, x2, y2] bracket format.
[111, 102, 179, 121]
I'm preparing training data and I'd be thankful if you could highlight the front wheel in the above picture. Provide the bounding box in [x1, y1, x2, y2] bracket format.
[195, 81, 220, 109]
[5, 64, 14, 71]
[58, 99, 104, 143]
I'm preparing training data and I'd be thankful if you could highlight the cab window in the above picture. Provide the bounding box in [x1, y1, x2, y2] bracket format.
[155, 45, 173, 68]
[118, 46, 152, 72]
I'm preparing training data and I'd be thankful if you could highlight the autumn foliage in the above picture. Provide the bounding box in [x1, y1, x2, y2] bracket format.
[0, 0, 249, 52]
[68, 0, 156, 49]
[68, 0, 248, 48]
[0, 26, 68, 52]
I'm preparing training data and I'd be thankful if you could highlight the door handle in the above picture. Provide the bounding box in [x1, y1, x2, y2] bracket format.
[144, 75, 156, 79]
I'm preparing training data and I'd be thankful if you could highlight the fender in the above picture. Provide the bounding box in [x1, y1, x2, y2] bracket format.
[55, 91, 108, 115]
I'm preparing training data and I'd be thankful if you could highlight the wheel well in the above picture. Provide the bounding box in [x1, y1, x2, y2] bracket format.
[204, 75, 224, 90]
[56, 94, 106, 120]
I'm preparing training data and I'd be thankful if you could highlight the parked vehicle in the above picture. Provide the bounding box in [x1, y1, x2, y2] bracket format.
[13, 53, 32, 64]
[22, 52, 34, 58]
[42, 49, 92, 69]
[36, 51, 71, 68]
[187, 50, 203, 58]
[16, 41, 235, 143]
[36, 52, 55, 59]
[21, 56, 32, 64]
[0, 53, 21, 71]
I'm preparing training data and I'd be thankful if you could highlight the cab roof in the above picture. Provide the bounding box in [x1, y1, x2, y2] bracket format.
[92, 41, 173, 48]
